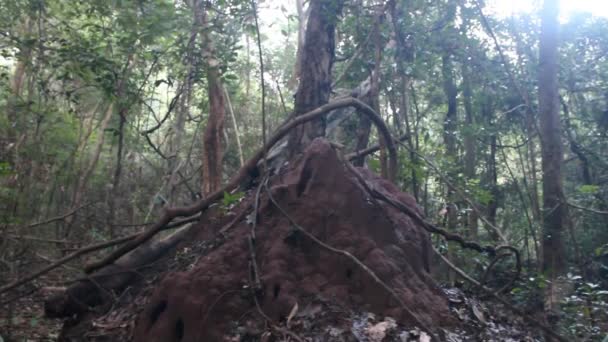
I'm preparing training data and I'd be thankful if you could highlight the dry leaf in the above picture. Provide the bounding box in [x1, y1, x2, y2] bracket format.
[286, 302, 299, 327]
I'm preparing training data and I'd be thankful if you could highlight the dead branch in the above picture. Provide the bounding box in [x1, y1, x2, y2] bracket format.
[433, 246, 568, 342]
[0, 215, 199, 296]
[16, 203, 91, 230]
[44, 223, 196, 318]
[7, 235, 74, 244]
[84, 97, 397, 274]
[0, 235, 135, 295]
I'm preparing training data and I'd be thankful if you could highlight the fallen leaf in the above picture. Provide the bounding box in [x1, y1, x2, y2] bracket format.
[286, 302, 299, 327]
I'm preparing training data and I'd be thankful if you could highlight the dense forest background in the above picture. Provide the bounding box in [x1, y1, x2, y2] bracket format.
[1, 0, 608, 340]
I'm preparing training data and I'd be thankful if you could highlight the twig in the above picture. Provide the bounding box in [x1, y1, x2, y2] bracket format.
[263, 181, 438, 341]
[17, 203, 91, 230]
[248, 175, 268, 293]
[0, 235, 135, 295]
[7, 235, 74, 244]
[432, 246, 568, 342]
[272, 326, 306, 342]
[346, 134, 409, 161]
[567, 201, 608, 215]
[218, 205, 251, 235]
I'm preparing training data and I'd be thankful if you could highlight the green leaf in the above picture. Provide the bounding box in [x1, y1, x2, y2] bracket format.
[578, 185, 599, 194]
[0, 161, 12, 176]
[222, 191, 244, 208]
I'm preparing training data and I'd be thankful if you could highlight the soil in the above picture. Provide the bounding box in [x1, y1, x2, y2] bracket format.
[130, 139, 453, 341]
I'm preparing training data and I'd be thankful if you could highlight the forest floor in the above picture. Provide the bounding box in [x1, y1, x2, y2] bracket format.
[0, 273, 63, 341]
[0, 267, 545, 342]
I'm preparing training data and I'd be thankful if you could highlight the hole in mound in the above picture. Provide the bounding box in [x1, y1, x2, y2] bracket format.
[273, 284, 281, 299]
[283, 229, 301, 247]
[148, 300, 167, 327]
[346, 268, 353, 279]
[296, 165, 313, 197]
[175, 318, 184, 341]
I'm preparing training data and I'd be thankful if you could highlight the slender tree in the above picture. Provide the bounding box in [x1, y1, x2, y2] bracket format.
[194, 0, 227, 195]
[539, 0, 568, 295]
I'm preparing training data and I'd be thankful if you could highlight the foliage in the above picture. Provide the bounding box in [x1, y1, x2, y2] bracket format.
[1, 0, 608, 339]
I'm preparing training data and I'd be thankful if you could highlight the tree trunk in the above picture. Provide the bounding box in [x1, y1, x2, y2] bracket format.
[441, 9, 459, 281]
[539, 2, 569, 331]
[462, 63, 478, 239]
[287, 0, 344, 156]
[290, 0, 308, 89]
[539, 0, 567, 280]
[64, 103, 114, 238]
[194, 1, 226, 196]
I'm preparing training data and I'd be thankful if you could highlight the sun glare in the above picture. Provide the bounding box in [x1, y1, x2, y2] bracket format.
[489, 0, 608, 21]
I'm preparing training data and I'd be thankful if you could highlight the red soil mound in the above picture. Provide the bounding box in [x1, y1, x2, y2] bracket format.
[132, 139, 453, 341]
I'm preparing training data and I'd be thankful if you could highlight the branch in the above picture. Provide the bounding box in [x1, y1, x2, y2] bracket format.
[567, 201, 608, 215]
[84, 97, 398, 274]
[141, 84, 185, 135]
[0, 235, 135, 295]
[0, 215, 199, 295]
[346, 134, 408, 161]
[345, 162, 496, 255]
[16, 203, 90, 230]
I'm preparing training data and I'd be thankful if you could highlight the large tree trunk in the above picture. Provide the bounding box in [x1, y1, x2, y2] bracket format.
[194, 1, 226, 196]
[539, 0, 567, 280]
[287, 0, 344, 156]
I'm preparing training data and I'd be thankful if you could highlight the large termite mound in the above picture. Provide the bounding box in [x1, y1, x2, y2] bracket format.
[132, 139, 453, 341]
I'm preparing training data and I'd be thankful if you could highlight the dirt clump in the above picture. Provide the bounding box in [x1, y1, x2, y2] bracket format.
[132, 139, 453, 341]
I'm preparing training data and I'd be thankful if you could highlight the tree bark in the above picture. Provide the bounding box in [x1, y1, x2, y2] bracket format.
[462, 63, 478, 239]
[194, 0, 226, 196]
[287, 0, 344, 156]
[441, 3, 459, 281]
[539, 0, 567, 280]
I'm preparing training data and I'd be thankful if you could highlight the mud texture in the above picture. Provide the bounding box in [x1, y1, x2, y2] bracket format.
[132, 139, 453, 341]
